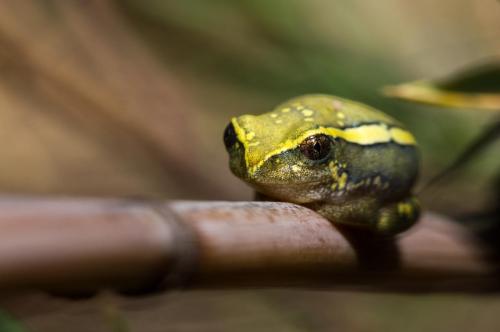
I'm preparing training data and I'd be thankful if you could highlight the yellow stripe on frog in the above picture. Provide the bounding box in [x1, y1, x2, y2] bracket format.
[232, 119, 417, 174]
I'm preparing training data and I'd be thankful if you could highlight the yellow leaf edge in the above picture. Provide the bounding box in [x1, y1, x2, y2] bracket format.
[382, 80, 500, 112]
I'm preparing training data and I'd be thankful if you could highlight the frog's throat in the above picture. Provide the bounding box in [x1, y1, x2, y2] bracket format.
[231, 117, 416, 176]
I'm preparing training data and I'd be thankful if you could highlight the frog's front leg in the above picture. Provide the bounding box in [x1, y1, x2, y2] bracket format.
[375, 196, 420, 235]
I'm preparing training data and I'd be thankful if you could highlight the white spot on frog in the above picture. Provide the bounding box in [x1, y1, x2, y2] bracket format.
[301, 109, 314, 117]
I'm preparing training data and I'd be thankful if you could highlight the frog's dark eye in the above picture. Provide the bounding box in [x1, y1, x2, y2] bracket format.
[299, 134, 332, 160]
[223, 122, 238, 151]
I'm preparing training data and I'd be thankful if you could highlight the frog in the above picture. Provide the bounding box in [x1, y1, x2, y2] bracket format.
[223, 94, 420, 235]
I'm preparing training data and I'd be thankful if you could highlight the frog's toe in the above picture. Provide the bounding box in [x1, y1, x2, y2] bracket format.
[375, 196, 420, 235]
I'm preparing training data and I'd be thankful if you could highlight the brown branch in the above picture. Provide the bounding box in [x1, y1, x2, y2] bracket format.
[0, 198, 497, 295]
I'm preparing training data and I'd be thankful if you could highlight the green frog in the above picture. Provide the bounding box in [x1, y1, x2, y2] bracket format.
[223, 94, 420, 235]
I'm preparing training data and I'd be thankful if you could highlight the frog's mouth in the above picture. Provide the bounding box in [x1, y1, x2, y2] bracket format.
[245, 176, 324, 187]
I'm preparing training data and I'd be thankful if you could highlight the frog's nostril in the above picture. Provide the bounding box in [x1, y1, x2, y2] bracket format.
[223, 122, 238, 151]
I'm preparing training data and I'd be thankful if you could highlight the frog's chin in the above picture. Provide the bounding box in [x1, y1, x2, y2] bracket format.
[249, 182, 324, 204]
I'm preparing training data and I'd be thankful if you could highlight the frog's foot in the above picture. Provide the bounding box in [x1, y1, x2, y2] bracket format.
[375, 196, 420, 235]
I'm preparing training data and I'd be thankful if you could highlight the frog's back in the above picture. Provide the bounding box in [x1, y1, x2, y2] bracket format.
[276, 94, 402, 129]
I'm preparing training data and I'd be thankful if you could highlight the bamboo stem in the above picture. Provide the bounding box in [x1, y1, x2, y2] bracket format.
[0, 198, 496, 294]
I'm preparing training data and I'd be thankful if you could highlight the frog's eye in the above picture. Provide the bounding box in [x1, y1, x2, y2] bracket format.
[223, 122, 238, 151]
[299, 134, 332, 160]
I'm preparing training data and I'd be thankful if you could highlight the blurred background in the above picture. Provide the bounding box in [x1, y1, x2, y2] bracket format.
[0, 0, 499, 331]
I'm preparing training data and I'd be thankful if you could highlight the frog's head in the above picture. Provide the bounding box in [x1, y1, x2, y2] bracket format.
[223, 96, 342, 203]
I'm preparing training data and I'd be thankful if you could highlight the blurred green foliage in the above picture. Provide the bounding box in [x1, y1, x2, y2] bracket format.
[119, 0, 403, 104]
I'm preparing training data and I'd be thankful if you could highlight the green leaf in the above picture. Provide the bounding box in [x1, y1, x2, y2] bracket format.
[383, 62, 500, 111]
[438, 63, 500, 93]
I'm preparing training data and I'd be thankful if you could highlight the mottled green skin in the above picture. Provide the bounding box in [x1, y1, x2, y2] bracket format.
[226, 94, 420, 234]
